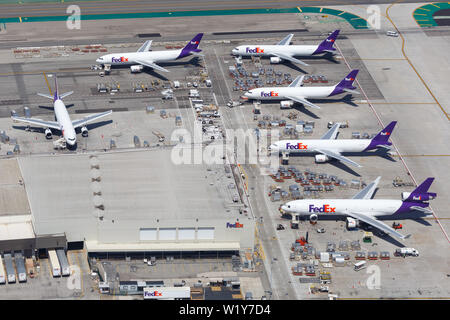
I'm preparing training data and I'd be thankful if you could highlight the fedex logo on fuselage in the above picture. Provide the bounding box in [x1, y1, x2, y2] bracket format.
[144, 291, 162, 297]
[261, 91, 278, 97]
[309, 204, 336, 213]
[286, 142, 308, 150]
[111, 56, 129, 63]
[227, 222, 243, 228]
[246, 47, 264, 54]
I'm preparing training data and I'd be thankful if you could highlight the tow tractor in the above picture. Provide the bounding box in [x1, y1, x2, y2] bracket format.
[392, 222, 403, 230]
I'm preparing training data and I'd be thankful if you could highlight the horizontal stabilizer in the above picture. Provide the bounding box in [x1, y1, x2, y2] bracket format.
[37, 93, 54, 100]
[410, 206, 433, 214]
[343, 88, 360, 95]
[59, 91, 73, 99]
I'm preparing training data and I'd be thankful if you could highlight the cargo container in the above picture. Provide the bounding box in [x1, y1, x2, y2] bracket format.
[48, 250, 61, 277]
[56, 249, 70, 276]
[0, 257, 5, 284]
[25, 258, 35, 278]
[4, 253, 16, 283]
[14, 252, 27, 282]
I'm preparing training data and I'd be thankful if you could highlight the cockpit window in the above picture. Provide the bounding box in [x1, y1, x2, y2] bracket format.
[68, 137, 75, 141]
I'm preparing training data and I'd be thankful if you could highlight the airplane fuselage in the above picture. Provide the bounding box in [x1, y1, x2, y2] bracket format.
[54, 99, 77, 146]
[233, 45, 320, 57]
[282, 199, 405, 218]
[271, 139, 373, 154]
[97, 50, 185, 65]
[244, 86, 336, 100]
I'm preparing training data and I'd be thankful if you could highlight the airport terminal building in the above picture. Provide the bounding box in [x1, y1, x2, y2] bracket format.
[0, 149, 255, 257]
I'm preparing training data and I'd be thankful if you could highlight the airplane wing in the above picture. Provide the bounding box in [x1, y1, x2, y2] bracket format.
[134, 59, 170, 73]
[347, 211, 410, 240]
[277, 34, 294, 46]
[352, 176, 381, 199]
[314, 148, 362, 168]
[321, 123, 340, 140]
[272, 52, 309, 66]
[285, 96, 320, 109]
[11, 116, 60, 130]
[288, 75, 305, 88]
[137, 40, 152, 52]
[72, 110, 112, 128]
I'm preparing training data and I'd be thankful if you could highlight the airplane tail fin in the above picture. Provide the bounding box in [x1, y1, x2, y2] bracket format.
[313, 30, 340, 54]
[363, 121, 396, 151]
[405, 178, 436, 202]
[178, 33, 204, 58]
[53, 76, 59, 101]
[328, 69, 359, 97]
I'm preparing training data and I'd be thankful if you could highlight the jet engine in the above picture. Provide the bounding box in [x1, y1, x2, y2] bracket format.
[309, 213, 318, 223]
[130, 65, 144, 73]
[81, 126, 89, 137]
[315, 154, 329, 163]
[346, 217, 358, 229]
[270, 57, 281, 64]
[44, 128, 52, 139]
[280, 100, 294, 108]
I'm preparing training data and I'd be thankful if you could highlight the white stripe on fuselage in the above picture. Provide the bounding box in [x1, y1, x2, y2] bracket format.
[235, 45, 319, 57]
[284, 199, 403, 218]
[99, 50, 182, 65]
[274, 139, 371, 153]
[54, 99, 76, 146]
[246, 86, 335, 100]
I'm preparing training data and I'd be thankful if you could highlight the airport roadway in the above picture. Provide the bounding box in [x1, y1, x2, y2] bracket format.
[0, 0, 438, 18]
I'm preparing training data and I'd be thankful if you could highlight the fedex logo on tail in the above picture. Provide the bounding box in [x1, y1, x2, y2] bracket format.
[286, 142, 308, 150]
[111, 57, 129, 63]
[261, 91, 279, 97]
[380, 132, 390, 136]
[246, 47, 264, 54]
[309, 204, 336, 213]
[190, 40, 199, 45]
[227, 222, 243, 228]
[412, 196, 422, 201]
[345, 77, 355, 81]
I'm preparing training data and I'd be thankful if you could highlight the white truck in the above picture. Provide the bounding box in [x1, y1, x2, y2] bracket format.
[394, 248, 419, 257]
[48, 250, 61, 277]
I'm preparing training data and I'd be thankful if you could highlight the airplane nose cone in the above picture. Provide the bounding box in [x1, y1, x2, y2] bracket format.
[96, 58, 102, 63]
[268, 144, 278, 152]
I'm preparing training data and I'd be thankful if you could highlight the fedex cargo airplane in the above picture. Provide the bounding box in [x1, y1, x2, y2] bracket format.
[96, 33, 204, 73]
[280, 177, 436, 240]
[269, 121, 397, 168]
[11, 76, 112, 148]
[231, 30, 340, 66]
[242, 69, 359, 109]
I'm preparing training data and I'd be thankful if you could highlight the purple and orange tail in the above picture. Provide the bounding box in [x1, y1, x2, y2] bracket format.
[178, 33, 204, 59]
[404, 178, 436, 202]
[313, 30, 340, 54]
